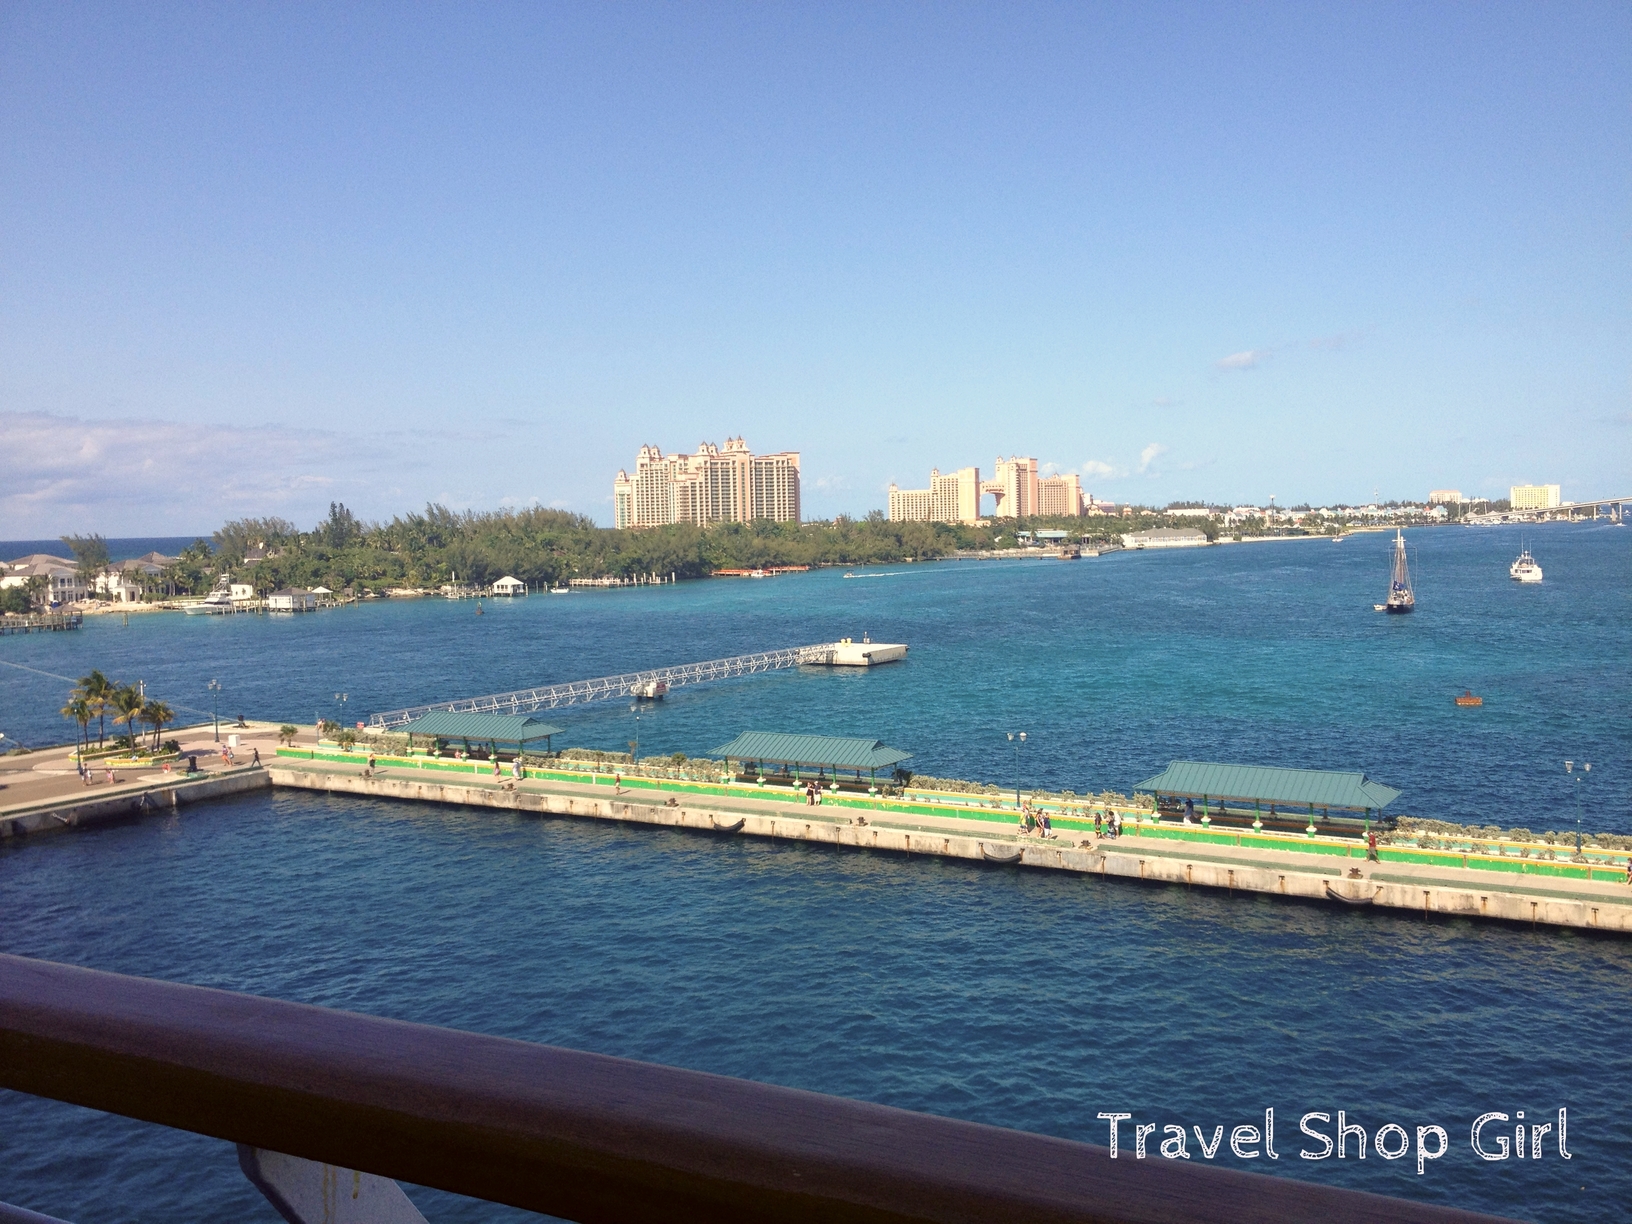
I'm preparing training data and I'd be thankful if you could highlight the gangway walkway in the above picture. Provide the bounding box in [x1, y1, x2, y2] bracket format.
[368, 643, 845, 729]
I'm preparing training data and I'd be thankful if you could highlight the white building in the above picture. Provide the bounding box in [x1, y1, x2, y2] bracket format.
[613, 437, 801, 529]
[2, 554, 88, 604]
[1121, 528, 1209, 549]
[491, 576, 528, 596]
[267, 588, 317, 612]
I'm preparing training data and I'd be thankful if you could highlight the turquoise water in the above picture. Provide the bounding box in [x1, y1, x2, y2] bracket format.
[2, 522, 1630, 1222]
[4, 523, 1628, 826]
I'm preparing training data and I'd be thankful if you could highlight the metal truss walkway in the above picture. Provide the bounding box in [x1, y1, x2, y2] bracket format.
[368, 643, 842, 729]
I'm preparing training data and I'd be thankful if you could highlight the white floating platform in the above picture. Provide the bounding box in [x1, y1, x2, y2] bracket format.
[821, 638, 908, 666]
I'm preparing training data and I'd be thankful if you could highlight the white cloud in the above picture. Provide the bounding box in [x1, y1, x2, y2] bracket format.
[1216, 349, 1268, 371]
[0, 410, 432, 536]
[1083, 459, 1122, 479]
[1138, 442, 1168, 473]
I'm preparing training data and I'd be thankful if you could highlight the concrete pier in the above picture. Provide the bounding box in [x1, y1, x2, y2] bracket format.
[9, 729, 1631, 933]
[266, 760, 1632, 934]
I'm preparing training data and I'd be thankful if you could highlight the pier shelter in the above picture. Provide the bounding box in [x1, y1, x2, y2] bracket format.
[1134, 760, 1401, 838]
[398, 711, 564, 760]
[712, 731, 911, 793]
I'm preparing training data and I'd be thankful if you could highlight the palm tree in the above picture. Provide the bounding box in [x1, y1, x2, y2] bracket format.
[111, 685, 144, 751]
[143, 700, 175, 753]
[61, 694, 92, 758]
[78, 670, 113, 748]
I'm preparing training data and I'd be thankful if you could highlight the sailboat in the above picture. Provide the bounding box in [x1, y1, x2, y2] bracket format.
[1374, 529, 1415, 613]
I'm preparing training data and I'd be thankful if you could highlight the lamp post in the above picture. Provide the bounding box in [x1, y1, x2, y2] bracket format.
[334, 693, 348, 729]
[1565, 760, 1591, 859]
[628, 704, 641, 767]
[1007, 731, 1027, 809]
[208, 679, 221, 742]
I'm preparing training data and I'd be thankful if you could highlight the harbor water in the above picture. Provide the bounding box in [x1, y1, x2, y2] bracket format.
[2, 522, 1630, 1221]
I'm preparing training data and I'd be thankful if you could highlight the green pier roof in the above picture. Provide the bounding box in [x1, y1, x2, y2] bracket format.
[711, 731, 912, 772]
[1133, 761, 1402, 811]
[398, 710, 565, 745]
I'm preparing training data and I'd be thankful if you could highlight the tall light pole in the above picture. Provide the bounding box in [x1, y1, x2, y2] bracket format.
[1565, 760, 1591, 859]
[334, 692, 348, 729]
[628, 704, 641, 765]
[208, 679, 221, 742]
[1007, 731, 1027, 808]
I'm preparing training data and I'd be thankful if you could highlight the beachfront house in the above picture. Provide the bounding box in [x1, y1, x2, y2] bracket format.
[491, 576, 528, 597]
[267, 588, 318, 612]
[2, 554, 88, 605]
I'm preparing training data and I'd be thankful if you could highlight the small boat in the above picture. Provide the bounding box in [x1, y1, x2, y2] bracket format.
[1376, 529, 1415, 613]
[1454, 690, 1483, 707]
[550, 585, 570, 594]
[842, 572, 855, 579]
[183, 579, 236, 615]
[1509, 547, 1543, 583]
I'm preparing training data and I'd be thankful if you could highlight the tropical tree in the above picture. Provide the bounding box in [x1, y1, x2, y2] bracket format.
[77, 670, 113, 748]
[143, 700, 175, 753]
[111, 684, 144, 751]
[278, 724, 298, 747]
[61, 694, 92, 756]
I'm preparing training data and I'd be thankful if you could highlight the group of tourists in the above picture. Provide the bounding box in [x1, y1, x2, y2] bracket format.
[1094, 809, 1124, 839]
[803, 782, 825, 806]
[1017, 806, 1054, 837]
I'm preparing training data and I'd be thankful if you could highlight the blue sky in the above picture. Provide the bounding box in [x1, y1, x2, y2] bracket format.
[2, 2, 1628, 534]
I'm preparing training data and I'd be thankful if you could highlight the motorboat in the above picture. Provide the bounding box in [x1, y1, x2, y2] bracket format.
[1509, 547, 1543, 583]
[183, 579, 236, 615]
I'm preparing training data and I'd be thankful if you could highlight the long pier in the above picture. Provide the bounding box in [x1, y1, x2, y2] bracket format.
[368, 643, 849, 729]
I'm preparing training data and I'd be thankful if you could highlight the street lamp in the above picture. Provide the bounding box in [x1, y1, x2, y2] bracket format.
[1565, 760, 1591, 859]
[208, 679, 221, 741]
[1007, 731, 1027, 808]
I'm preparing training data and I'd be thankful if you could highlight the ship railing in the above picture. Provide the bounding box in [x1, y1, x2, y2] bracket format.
[0, 954, 1518, 1224]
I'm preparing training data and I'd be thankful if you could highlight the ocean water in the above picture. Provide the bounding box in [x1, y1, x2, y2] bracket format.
[3, 522, 1627, 827]
[1, 537, 206, 565]
[2, 522, 1630, 1222]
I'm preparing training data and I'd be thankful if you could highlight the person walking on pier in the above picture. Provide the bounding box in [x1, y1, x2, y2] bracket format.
[252, 747, 261, 767]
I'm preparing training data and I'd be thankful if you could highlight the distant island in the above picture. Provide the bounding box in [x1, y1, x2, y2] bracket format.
[6, 498, 1481, 607]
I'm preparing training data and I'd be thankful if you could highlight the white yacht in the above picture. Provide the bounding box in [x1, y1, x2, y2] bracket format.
[183, 578, 237, 615]
[1510, 547, 1543, 584]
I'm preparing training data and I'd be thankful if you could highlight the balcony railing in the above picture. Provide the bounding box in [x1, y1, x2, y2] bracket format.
[0, 954, 1519, 1223]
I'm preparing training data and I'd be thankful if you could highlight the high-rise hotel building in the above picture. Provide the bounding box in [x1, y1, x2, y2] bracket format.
[888, 467, 983, 525]
[888, 457, 1086, 523]
[613, 438, 801, 529]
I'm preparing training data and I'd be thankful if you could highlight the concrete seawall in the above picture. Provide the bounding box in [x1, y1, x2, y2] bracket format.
[0, 767, 272, 839]
[269, 766, 1632, 934]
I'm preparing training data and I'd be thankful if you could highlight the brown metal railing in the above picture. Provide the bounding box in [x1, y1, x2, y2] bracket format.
[0, 954, 1519, 1224]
